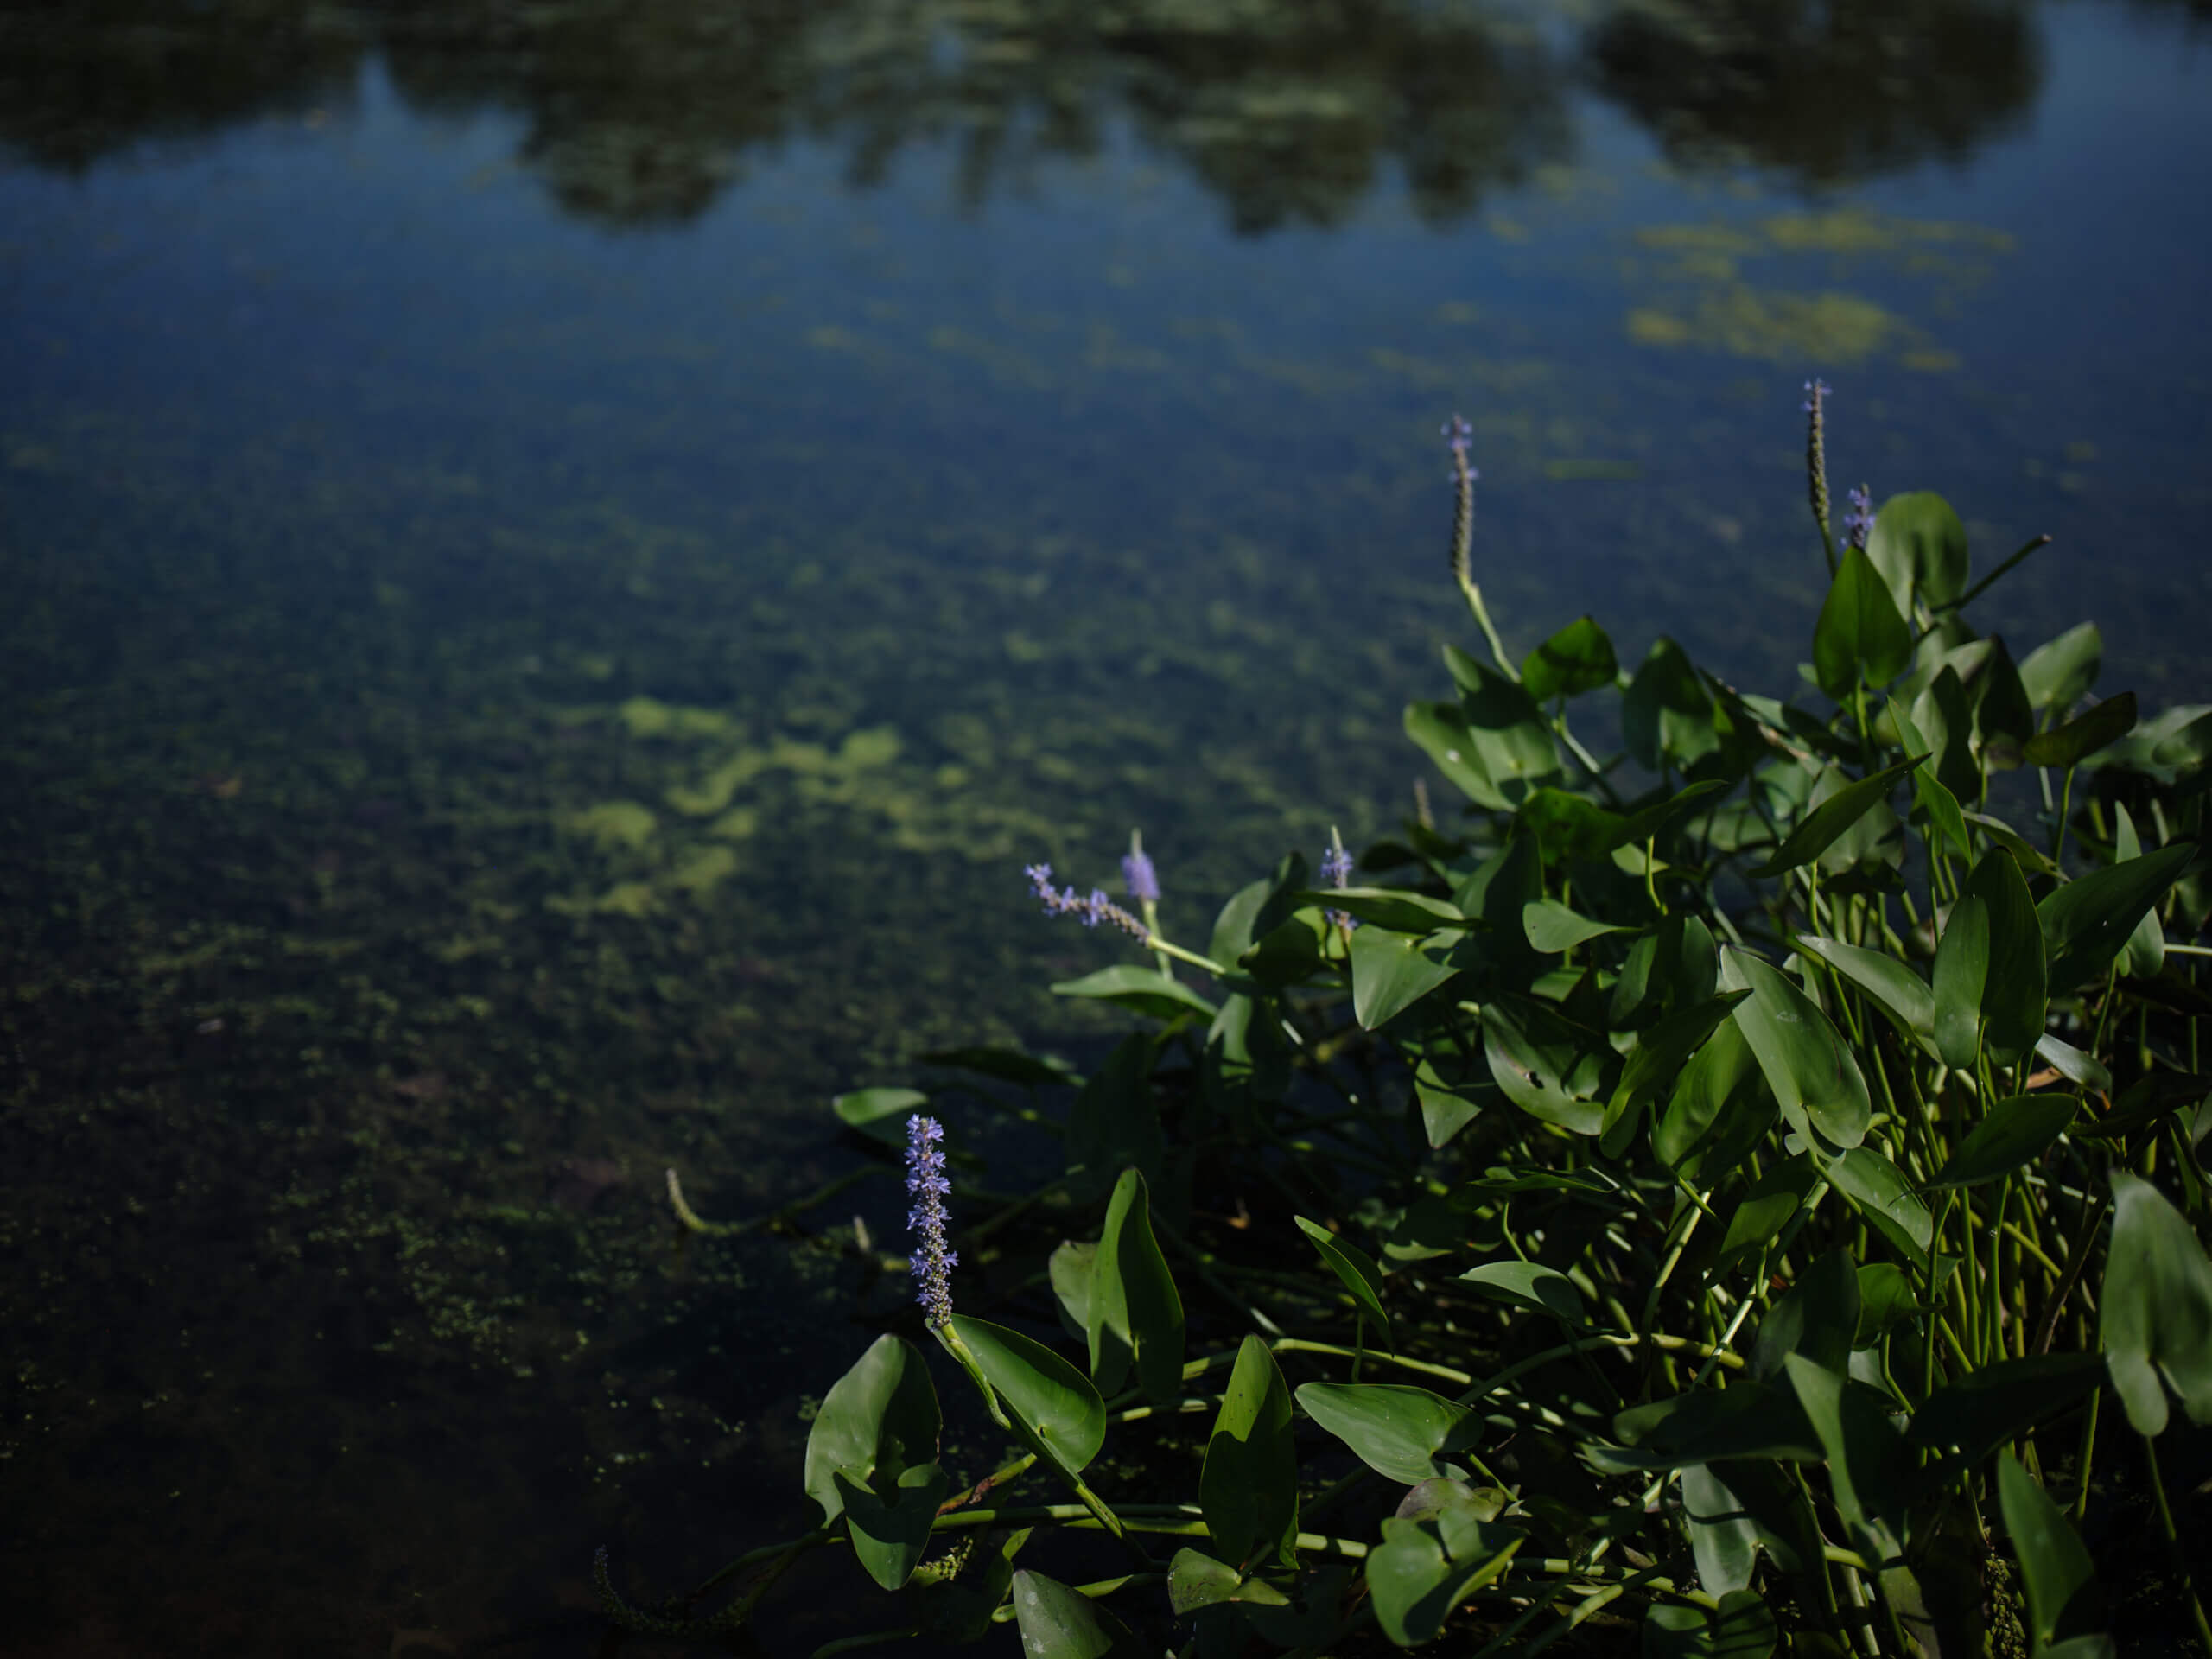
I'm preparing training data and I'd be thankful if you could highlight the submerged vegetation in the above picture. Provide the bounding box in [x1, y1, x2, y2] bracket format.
[601, 391, 2212, 1656]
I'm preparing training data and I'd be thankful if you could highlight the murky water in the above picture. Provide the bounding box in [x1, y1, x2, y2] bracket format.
[3, 1, 2208, 1652]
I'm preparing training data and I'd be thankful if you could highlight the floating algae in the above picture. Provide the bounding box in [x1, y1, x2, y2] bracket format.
[565, 800, 659, 851]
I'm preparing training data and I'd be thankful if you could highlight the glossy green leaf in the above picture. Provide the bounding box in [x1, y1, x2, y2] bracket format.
[1010, 1569, 1147, 1659]
[1050, 963, 1217, 1023]
[1601, 1380, 1821, 1469]
[1519, 787, 1630, 864]
[1089, 1169, 1185, 1403]
[1726, 949, 1872, 1149]
[1522, 898, 1626, 953]
[1366, 1484, 1525, 1647]
[1868, 491, 1970, 610]
[1201, 1335, 1299, 1572]
[1891, 695, 1974, 856]
[1304, 885, 1468, 934]
[1910, 1354, 2106, 1469]
[1654, 1014, 1774, 1175]
[1927, 1095, 2075, 1189]
[1239, 912, 1325, 988]
[1931, 893, 1989, 1071]
[918, 1046, 1076, 1090]
[950, 1316, 1108, 1474]
[1795, 934, 1937, 1059]
[1751, 1248, 1860, 1381]
[1624, 636, 1721, 772]
[1064, 1033, 1161, 1203]
[1166, 1548, 1290, 1616]
[1997, 1453, 2105, 1654]
[1681, 1463, 1760, 1594]
[832, 1463, 948, 1592]
[1966, 810, 2060, 876]
[1351, 924, 1462, 1031]
[1522, 614, 1619, 702]
[1451, 652, 1567, 796]
[1906, 669, 1982, 820]
[1294, 1216, 1394, 1348]
[1049, 1239, 1096, 1337]
[1208, 852, 1309, 968]
[1414, 1057, 1488, 1149]
[1611, 992, 1750, 1149]
[1964, 847, 2048, 1066]
[1644, 1591, 1778, 1659]
[1713, 1153, 1820, 1277]
[804, 1335, 943, 1525]
[1785, 1352, 1911, 1554]
[2113, 804, 2166, 976]
[1296, 1382, 1484, 1484]
[2039, 841, 2196, 991]
[1407, 698, 1510, 810]
[1458, 1260, 1586, 1324]
[2024, 693, 2136, 770]
[832, 1086, 930, 1145]
[1747, 753, 1923, 878]
[2034, 1032, 2112, 1093]
[1483, 995, 1610, 1135]
[1824, 1147, 1933, 1268]
[1814, 545, 1914, 700]
[2018, 622, 2103, 714]
[1854, 1263, 1919, 1347]
[2099, 1173, 2212, 1436]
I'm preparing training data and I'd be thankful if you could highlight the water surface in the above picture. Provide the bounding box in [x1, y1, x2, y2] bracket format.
[2, 1, 2209, 1651]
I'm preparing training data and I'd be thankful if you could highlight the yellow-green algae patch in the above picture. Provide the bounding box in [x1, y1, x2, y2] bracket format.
[565, 800, 658, 851]
[618, 696, 734, 741]
[671, 844, 740, 895]
[1625, 288, 1900, 365]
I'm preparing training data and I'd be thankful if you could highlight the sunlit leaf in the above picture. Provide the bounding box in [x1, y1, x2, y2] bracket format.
[1458, 1260, 1586, 1324]
[804, 1336, 945, 1590]
[1824, 1147, 1933, 1268]
[1522, 898, 1627, 953]
[1089, 1169, 1185, 1404]
[1166, 1548, 1290, 1616]
[2023, 693, 2137, 771]
[1351, 924, 1462, 1031]
[1522, 614, 1620, 702]
[1814, 546, 1914, 700]
[1867, 490, 1970, 612]
[1965, 846, 2048, 1066]
[1201, 1336, 1299, 1572]
[1726, 949, 1872, 1149]
[2018, 622, 2102, 714]
[1010, 1569, 1147, 1659]
[1795, 934, 1937, 1060]
[1051, 963, 1217, 1023]
[1927, 1096, 2076, 1189]
[1296, 1382, 1484, 1485]
[1748, 754, 1923, 878]
[1997, 1454, 2107, 1655]
[950, 1316, 1108, 1474]
[1366, 1483, 1524, 1646]
[832, 1086, 931, 1145]
[1931, 893, 1989, 1071]
[2100, 1173, 2212, 1436]
[2039, 842, 2196, 991]
[1294, 1215, 1393, 1347]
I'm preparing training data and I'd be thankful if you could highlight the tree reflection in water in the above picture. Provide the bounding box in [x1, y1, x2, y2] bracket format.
[0, 0, 2054, 230]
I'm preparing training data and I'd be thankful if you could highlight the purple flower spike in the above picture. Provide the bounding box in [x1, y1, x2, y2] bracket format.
[1122, 848, 1160, 905]
[905, 1115, 957, 1327]
[1020, 858, 1151, 939]
[1844, 484, 1874, 550]
[1442, 413, 1475, 461]
[1320, 846, 1354, 888]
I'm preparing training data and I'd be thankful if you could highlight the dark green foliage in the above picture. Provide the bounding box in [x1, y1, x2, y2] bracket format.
[613, 452, 2212, 1657]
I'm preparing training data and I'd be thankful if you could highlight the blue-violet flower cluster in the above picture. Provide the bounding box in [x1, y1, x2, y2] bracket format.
[1843, 484, 1873, 551]
[905, 1115, 957, 1326]
[1024, 862, 1150, 939]
[1122, 847, 1160, 906]
[1321, 842, 1358, 932]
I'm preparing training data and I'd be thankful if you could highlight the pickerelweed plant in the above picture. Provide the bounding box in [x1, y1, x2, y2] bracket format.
[604, 391, 2212, 1658]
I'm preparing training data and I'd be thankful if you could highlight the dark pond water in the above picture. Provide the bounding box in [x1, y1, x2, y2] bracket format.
[3, 0, 2209, 1652]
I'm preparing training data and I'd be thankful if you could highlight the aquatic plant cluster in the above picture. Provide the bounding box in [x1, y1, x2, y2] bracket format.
[601, 390, 2212, 1656]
